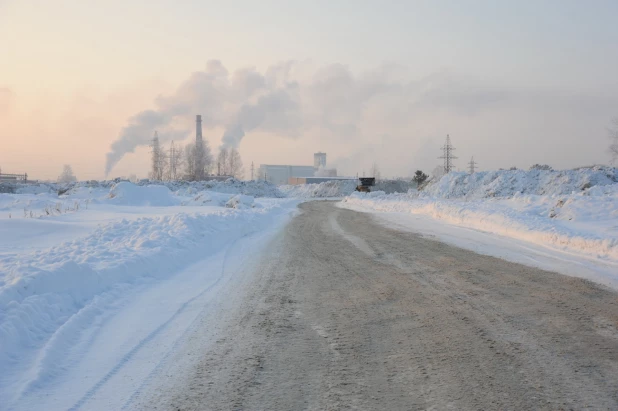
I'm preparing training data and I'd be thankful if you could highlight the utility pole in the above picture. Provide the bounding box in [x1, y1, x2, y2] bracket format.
[468, 156, 477, 174]
[251, 162, 254, 180]
[439, 134, 458, 173]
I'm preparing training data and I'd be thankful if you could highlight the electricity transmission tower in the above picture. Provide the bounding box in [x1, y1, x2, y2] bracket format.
[468, 156, 477, 174]
[438, 134, 457, 173]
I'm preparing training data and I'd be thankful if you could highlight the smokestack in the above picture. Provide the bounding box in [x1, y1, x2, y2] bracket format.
[195, 115, 205, 180]
[196, 115, 203, 144]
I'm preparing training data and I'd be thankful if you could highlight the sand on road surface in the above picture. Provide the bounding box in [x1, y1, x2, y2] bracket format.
[142, 201, 618, 410]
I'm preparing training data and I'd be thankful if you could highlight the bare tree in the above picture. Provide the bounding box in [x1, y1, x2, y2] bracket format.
[217, 148, 229, 176]
[167, 141, 184, 181]
[149, 132, 167, 180]
[57, 164, 77, 183]
[183, 141, 212, 181]
[228, 148, 244, 179]
[609, 117, 618, 165]
[184, 144, 196, 179]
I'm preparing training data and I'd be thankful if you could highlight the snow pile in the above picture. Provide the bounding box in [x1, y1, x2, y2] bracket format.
[424, 166, 618, 199]
[281, 179, 415, 198]
[3, 178, 285, 199]
[341, 167, 618, 263]
[0, 202, 295, 401]
[107, 182, 181, 206]
[141, 178, 284, 198]
[225, 194, 256, 209]
[281, 180, 358, 198]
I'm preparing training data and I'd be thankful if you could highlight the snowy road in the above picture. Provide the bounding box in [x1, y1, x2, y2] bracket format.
[139, 201, 618, 410]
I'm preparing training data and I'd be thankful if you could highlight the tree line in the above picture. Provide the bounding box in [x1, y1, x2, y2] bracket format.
[150, 134, 244, 181]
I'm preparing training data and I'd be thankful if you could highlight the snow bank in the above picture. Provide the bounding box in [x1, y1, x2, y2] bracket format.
[0, 202, 295, 400]
[225, 194, 256, 209]
[107, 182, 181, 206]
[424, 166, 618, 199]
[341, 167, 618, 264]
[3, 178, 285, 199]
[281, 179, 415, 198]
[280, 180, 358, 198]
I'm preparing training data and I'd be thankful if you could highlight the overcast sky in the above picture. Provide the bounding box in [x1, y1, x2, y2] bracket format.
[2, 0, 618, 180]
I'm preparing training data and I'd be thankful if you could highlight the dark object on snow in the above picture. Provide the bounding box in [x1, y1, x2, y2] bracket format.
[356, 177, 376, 193]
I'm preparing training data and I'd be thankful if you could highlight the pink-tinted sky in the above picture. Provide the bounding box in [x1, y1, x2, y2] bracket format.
[2, 0, 618, 180]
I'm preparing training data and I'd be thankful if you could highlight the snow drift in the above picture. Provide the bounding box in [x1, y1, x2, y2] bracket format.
[281, 179, 415, 198]
[0, 201, 296, 403]
[342, 167, 618, 263]
[424, 166, 617, 199]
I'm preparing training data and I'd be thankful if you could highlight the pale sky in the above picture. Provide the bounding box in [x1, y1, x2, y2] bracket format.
[1, 0, 618, 180]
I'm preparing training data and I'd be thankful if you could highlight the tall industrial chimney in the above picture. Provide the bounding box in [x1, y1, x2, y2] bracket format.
[195, 115, 205, 180]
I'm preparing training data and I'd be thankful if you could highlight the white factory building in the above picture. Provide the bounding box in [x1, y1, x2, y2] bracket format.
[258, 153, 338, 185]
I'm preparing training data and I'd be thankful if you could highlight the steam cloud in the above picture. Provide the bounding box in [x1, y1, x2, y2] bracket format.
[105, 60, 507, 175]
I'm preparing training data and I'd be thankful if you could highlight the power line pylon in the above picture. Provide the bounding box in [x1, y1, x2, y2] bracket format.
[438, 134, 458, 173]
[468, 156, 477, 174]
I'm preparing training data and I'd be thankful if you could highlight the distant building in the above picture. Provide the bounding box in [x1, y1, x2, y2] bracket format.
[258, 165, 316, 185]
[288, 176, 356, 185]
[314, 152, 327, 169]
[259, 152, 338, 185]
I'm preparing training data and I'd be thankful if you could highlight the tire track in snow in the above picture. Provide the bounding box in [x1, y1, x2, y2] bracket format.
[67, 238, 240, 411]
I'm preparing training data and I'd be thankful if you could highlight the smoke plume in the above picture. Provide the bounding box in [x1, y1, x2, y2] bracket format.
[105, 60, 508, 175]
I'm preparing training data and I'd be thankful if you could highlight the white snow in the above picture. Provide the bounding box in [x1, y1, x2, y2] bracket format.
[280, 179, 414, 198]
[341, 167, 618, 289]
[0, 181, 298, 410]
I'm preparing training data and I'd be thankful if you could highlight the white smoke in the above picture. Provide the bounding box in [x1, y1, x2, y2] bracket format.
[105, 60, 508, 175]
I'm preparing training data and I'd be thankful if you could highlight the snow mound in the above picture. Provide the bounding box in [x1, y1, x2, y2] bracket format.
[282, 179, 415, 198]
[164, 178, 284, 198]
[424, 166, 618, 199]
[281, 180, 358, 198]
[0, 203, 294, 400]
[342, 168, 618, 264]
[107, 182, 181, 206]
[226, 194, 255, 209]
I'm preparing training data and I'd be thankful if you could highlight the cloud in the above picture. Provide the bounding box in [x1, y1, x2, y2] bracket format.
[104, 60, 511, 175]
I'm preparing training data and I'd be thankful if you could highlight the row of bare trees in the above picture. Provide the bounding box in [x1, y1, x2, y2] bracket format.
[150, 134, 244, 181]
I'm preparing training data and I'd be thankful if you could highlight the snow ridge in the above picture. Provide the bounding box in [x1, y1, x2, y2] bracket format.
[342, 167, 618, 265]
[0, 203, 293, 404]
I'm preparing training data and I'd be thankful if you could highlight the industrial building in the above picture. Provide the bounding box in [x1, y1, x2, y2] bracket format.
[258, 152, 338, 185]
[314, 152, 326, 168]
[288, 176, 356, 185]
[258, 165, 316, 185]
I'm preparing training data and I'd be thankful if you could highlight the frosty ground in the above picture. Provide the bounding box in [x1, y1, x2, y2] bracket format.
[0, 180, 298, 410]
[1, 167, 617, 410]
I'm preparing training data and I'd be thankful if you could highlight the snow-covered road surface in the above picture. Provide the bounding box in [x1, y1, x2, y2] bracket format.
[138, 201, 618, 410]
